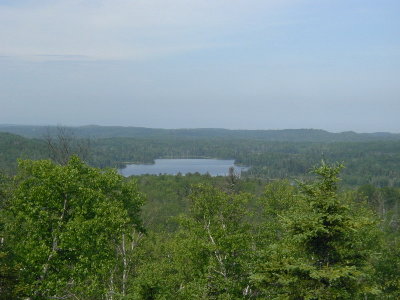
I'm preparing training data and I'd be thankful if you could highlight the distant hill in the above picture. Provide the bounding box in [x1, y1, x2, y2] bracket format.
[0, 132, 47, 173]
[0, 125, 400, 142]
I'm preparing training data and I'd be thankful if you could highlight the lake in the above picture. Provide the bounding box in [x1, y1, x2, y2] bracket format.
[119, 159, 248, 177]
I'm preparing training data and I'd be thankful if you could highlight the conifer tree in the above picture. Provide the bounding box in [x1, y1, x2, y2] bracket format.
[253, 163, 380, 299]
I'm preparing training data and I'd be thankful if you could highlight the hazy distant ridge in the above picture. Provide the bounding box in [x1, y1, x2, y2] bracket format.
[0, 125, 399, 142]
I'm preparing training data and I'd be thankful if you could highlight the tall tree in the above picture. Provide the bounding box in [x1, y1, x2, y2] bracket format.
[132, 184, 254, 299]
[253, 163, 380, 299]
[44, 126, 91, 165]
[3, 156, 144, 299]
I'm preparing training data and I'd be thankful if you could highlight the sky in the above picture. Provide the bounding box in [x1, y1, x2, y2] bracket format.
[0, 0, 399, 132]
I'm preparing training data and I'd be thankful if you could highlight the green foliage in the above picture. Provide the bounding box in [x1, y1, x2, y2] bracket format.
[358, 185, 400, 298]
[70, 138, 400, 187]
[0, 149, 399, 298]
[258, 179, 297, 241]
[374, 236, 400, 298]
[2, 157, 144, 299]
[185, 185, 254, 298]
[253, 163, 380, 299]
[136, 174, 216, 232]
[0, 132, 47, 174]
[132, 185, 254, 299]
[135, 173, 265, 232]
[3, 129, 400, 187]
[0, 173, 19, 299]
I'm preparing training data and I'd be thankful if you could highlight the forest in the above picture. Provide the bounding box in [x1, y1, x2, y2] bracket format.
[0, 126, 399, 299]
[1, 126, 400, 187]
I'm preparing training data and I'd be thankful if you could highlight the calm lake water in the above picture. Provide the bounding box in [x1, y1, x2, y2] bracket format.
[119, 159, 248, 177]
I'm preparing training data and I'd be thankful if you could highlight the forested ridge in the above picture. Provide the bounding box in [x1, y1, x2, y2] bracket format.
[1, 125, 400, 141]
[1, 129, 400, 187]
[0, 133, 47, 173]
[1, 127, 400, 299]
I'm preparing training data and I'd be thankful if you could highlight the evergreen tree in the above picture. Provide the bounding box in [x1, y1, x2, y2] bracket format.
[253, 163, 380, 299]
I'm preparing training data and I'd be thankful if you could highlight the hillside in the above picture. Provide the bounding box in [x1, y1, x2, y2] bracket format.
[1, 125, 400, 142]
[0, 132, 47, 173]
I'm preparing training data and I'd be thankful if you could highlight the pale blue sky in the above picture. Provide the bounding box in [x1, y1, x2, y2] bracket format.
[1, 0, 399, 132]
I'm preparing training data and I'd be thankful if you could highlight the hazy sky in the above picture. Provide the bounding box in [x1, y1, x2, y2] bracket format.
[1, 0, 399, 132]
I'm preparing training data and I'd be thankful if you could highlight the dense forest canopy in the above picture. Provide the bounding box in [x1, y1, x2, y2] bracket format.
[0, 126, 399, 298]
[1, 127, 400, 187]
[1, 157, 399, 299]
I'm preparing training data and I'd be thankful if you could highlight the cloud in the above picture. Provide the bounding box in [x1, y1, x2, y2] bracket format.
[0, 0, 295, 60]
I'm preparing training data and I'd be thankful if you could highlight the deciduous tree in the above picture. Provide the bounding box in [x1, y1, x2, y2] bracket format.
[3, 156, 144, 299]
